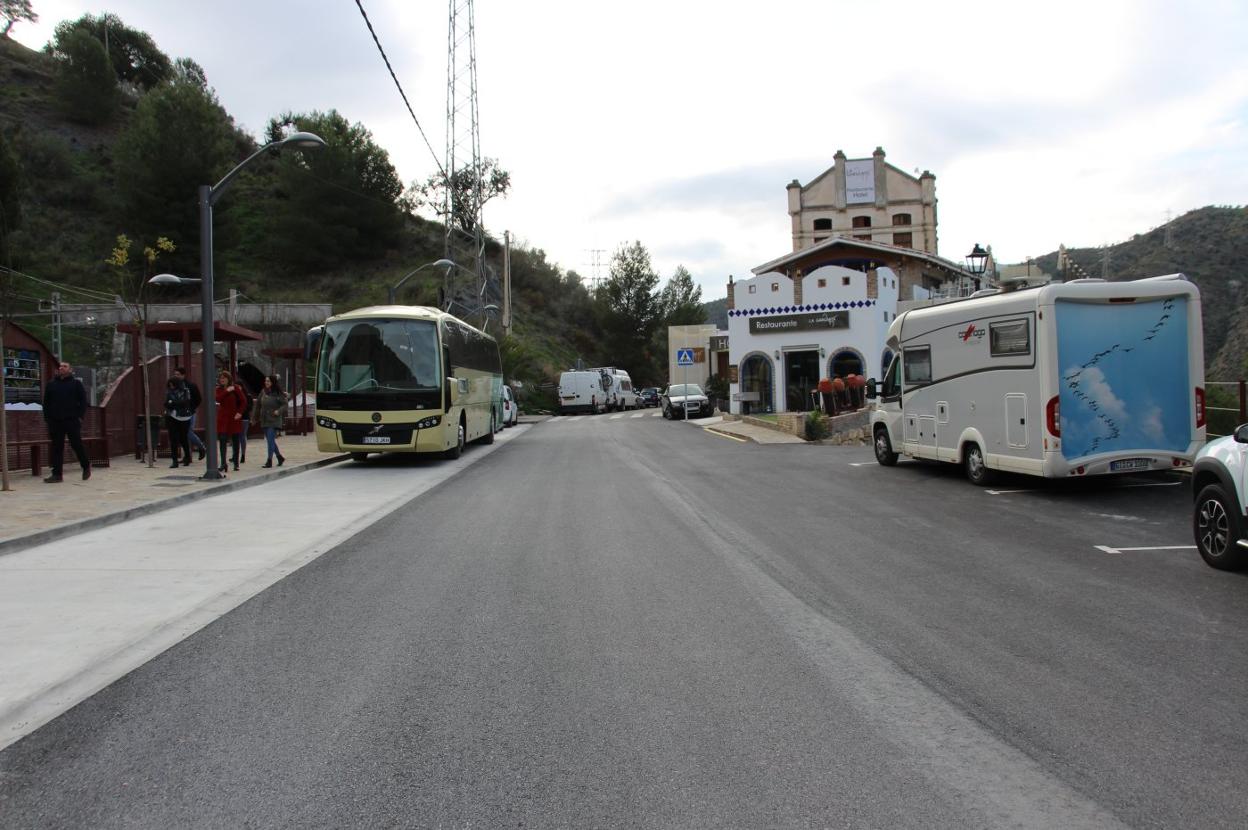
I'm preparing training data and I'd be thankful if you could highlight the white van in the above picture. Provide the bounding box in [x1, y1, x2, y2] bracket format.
[867, 274, 1205, 485]
[557, 370, 608, 415]
[587, 367, 638, 411]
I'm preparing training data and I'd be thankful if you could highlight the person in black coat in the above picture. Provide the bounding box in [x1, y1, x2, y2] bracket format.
[41, 361, 91, 482]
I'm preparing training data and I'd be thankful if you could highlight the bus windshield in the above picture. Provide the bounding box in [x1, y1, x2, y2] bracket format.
[319, 319, 441, 394]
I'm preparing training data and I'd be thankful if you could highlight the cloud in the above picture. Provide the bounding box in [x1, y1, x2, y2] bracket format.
[1075, 366, 1128, 423]
[1140, 405, 1165, 442]
[594, 161, 816, 219]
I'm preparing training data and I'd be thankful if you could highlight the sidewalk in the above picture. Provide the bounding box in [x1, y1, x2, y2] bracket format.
[699, 418, 806, 444]
[0, 434, 338, 553]
[0, 425, 530, 751]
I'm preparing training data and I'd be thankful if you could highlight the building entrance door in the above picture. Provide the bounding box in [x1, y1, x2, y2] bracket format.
[785, 350, 820, 411]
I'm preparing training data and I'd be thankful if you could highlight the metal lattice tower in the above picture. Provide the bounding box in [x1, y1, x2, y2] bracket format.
[443, 0, 487, 319]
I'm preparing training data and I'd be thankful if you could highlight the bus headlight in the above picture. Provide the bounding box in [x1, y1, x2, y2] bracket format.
[416, 415, 442, 430]
[316, 415, 338, 429]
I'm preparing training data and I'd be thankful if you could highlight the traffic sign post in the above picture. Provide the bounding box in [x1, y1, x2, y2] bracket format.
[676, 347, 694, 419]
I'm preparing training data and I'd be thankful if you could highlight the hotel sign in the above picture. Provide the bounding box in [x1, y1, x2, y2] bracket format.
[844, 158, 875, 204]
[709, 335, 729, 351]
[749, 310, 848, 335]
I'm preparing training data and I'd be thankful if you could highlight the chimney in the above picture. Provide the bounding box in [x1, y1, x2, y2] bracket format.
[726, 274, 735, 310]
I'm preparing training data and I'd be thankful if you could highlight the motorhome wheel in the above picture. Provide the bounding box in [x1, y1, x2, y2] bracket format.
[963, 443, 996, 486]
[874, 428, 898, 466]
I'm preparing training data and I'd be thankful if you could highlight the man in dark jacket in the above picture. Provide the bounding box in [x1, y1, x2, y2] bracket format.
[42, 361, 91, 483]
[172, 366, 206, 460]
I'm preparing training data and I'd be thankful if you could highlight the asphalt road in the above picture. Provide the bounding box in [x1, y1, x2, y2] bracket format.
[2, 412, 1246, 828]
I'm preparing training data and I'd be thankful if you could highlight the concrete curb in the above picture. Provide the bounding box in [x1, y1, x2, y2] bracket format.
[704, 426, 753, 443]
[0, 454, 352, 557]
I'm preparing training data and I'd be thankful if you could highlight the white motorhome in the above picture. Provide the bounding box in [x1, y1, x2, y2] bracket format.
[557, 370, 608, 415]
[867, 275, 1205, 485]
[596, 367, 639, 411]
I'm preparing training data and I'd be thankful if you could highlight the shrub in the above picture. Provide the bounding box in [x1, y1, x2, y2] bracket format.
[805, 410, 830, 441]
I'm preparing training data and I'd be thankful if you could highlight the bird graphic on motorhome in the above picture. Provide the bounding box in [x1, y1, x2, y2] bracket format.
[1057, 298, 1189, 458]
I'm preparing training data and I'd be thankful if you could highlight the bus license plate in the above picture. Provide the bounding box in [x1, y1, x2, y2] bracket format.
[363, 436, 391, 444]
[1110, 458, 1150, 471]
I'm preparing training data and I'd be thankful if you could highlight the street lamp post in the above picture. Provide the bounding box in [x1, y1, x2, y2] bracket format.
[388, 259, 455, 305]
[965, 242, 990, 292]
[194, 131, 325, 480]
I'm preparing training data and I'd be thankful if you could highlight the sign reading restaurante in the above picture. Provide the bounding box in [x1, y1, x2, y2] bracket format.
[748, 310, 849, 335]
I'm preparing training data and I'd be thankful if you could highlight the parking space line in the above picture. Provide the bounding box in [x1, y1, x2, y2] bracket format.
[566, 416, 583, 422]
[1094, 544, 1196, 555]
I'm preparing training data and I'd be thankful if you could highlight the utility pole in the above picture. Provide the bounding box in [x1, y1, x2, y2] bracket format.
[502, 230, 512, 337]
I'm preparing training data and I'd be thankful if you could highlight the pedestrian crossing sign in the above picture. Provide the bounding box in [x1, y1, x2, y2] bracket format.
[676, 348, 695, 366]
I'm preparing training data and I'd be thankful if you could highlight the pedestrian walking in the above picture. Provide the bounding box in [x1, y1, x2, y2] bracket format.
[254, 374, 289, 467]
[163, 376, 195, 467]
[236, 376, 253, 464]
[214, 370, 247, 472]
[172, 366, 206, 460]
[41, 361, 91, 483]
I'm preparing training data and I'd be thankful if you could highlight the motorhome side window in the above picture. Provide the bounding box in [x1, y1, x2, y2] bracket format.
[990, 319, 1030, 356]
[903, 347, 931, 385]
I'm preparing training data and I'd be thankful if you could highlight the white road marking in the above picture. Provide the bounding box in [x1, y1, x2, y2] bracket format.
[848, 462, 875, 467]
[705, 428, 748, 443]
[609, 414, 623, 420]
[1094, 544, 1197, 555]
[630, 413, 645, 418]
[566, 416, 583, 422]
[651, 412, 661, 417]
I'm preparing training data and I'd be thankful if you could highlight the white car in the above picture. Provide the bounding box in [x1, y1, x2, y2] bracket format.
[1192, 423, 1248, 570]
[501, 386, 519, 427]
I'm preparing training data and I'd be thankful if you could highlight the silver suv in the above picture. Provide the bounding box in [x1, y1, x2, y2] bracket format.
[1192, 424, 1248, 570]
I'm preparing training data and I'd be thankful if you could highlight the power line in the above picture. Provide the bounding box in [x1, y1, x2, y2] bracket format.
[1, 265, 118, 302]
[353, 0, 446, 179]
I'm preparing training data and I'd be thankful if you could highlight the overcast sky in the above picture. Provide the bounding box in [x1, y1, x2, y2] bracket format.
[14, 0, 1248, 300]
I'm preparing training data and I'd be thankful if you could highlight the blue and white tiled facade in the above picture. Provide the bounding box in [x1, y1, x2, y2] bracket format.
[727, 264, 899, 414]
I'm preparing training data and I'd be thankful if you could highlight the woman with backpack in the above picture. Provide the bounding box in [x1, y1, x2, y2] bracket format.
[254, 374, 289, 467]
[214, 370, 247, 472]
[164, 376, 195, 467]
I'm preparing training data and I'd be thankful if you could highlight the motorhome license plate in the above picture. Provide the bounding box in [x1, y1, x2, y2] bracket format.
[363, 436, 391, 444]
[1110, 458, 1151, 471]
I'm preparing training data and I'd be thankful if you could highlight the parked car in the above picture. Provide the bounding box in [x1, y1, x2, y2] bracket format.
[639, 387, 660, 408]
[662, 383, 712, 420]
[1192, 423, 1248, 570]
[501, 385, 519, 427]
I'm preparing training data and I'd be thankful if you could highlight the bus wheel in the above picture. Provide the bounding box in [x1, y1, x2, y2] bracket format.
[963, 443, 996, 486]
[445, 419, 465, 459]
[482, 410, 496, 444]
[873, 427, 898, 466]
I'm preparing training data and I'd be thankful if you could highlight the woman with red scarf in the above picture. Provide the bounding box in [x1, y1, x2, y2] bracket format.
[214, 370, 247, 472]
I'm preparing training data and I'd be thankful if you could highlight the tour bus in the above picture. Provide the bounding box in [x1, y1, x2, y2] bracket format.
[867, 274, 1205, 485]
[557, 370, 609, 415]
[306, 305, 503, 460]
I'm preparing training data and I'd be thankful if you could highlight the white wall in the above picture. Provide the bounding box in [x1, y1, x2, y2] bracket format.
[727, 266, 899, 413]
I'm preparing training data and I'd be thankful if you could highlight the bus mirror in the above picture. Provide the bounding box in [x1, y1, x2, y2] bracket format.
[865, 378, 878, 400]
[304, 326, 324, 362]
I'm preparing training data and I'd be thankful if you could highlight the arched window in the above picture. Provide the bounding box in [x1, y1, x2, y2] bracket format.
[892, 213, 911, 226]
[828, 348, 865, 379]
[813, 218, 832, 231]
[852, 216, 872, 229]
[739, 353, 774, 415]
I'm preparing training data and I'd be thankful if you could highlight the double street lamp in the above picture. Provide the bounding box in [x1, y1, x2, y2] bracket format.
[388, 258, 455, 305]
[153, 130, 326, 480]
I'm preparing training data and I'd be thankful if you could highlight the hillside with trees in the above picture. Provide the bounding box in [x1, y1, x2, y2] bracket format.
[0, 16, 705, 407]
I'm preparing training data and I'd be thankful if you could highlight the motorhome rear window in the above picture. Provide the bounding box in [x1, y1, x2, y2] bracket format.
[990, 319, 1030, 356]
[903, 347, 931, 384]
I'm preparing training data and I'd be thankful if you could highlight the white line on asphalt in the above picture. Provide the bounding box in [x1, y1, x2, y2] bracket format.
[1094, 544, 1197, 555]
[609, 414, 623, 419]
[848, 462, 875, 467]
[651, 412, 661, 417]
[567, 416, 583, 422]
[630, 413, 645, 418]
